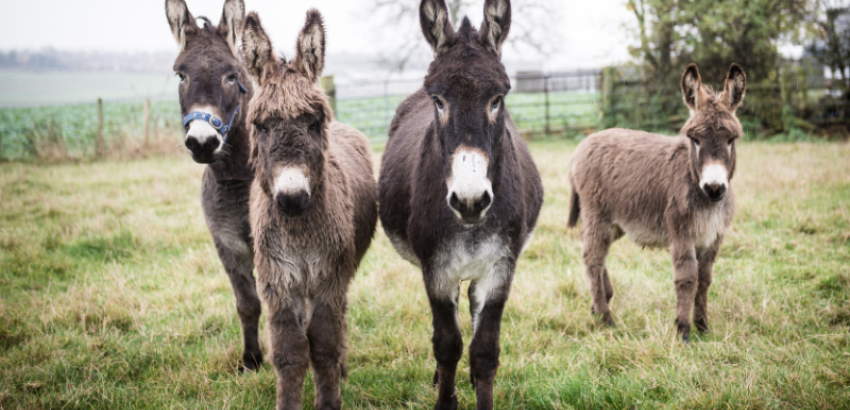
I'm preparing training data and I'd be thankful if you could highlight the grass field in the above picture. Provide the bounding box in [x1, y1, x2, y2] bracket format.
[1, 141, 849, 409]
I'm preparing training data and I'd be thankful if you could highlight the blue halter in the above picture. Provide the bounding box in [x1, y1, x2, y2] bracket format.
[181, 81, 248, 145]
[182, 105, 241, 145]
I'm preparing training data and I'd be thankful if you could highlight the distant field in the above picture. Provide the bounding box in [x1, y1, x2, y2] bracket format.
[1, 141, 848, 409]
[0, 71, 179, 107]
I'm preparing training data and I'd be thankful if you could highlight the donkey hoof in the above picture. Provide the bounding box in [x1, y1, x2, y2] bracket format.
[433, 397, 458, 410]
[681, 333, 690, 345]
[602, 312, 616, 327]
[240, 351, 263, 373]
[695, 320, 709, 334]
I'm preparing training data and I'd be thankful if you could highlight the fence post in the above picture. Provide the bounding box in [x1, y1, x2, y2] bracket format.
[544, 74, 550, 136]
[797, 61, 809, 114]
[321, 76, 336, 116]
[602, 67, 616, 128]
[143, 99, 151, 145]
[780, 65, 793, 107]
[96, 98, 104, 157]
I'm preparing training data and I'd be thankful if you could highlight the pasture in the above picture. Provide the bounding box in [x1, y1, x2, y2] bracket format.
[1, 140, 849, 409]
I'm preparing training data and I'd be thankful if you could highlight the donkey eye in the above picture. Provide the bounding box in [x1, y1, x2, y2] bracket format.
[177, 73, 186, 83]
[728, 138, 735, 148]
[432, 96, 445, 111]
[692, 138, 700, 149]
[308, 120, 321, 132]
[254, 122, 269, 133]
[226, 74, 238, 83]
[491, 97, 503, 111]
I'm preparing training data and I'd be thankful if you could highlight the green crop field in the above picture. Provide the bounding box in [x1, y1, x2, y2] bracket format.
[1, 141, 848, 409]
[0, 100, 183, 159]
[0, 89, 602, 160]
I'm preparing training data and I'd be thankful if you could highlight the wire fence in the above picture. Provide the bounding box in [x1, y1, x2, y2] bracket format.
[1, 64, 847, 161]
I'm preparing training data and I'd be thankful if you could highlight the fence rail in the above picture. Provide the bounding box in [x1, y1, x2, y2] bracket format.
[1, 64, 847, 160]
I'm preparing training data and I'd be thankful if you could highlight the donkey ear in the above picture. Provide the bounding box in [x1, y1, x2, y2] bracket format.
[420, 0, 455, 55]
[721, 63, 747, 111]
[217, 0, 245, 58]
[293, 9, 326, 83]
[681, 63, 703, 111]
[241, 12, 277, 86]
[479, 0, 511, 57]
[165, 0, 197, 50]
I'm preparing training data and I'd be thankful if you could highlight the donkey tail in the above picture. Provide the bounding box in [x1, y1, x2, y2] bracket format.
[567, 188, 580, 229]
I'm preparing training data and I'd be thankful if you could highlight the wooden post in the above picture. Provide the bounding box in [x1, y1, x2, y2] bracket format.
[143, 99, 151, 145]
[797, 61, 809, 114]
[544, 74, 550, 136]
[96, 98, 104, 157]
[602, 67, 616, 128]
[780, 65, 792, 107]
[321, 76, 336, 116]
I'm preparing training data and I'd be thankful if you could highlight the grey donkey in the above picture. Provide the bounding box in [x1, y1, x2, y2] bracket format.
[166, 0, 263, 371]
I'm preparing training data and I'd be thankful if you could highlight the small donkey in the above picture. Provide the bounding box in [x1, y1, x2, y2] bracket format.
[241, 10, 378, 410]
[165, 0, 264, 371]
[568, 63, 746, 343]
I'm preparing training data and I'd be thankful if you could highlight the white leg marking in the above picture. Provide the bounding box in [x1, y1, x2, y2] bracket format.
[433, 234, 511, 335]
[273, 167, 310, 197]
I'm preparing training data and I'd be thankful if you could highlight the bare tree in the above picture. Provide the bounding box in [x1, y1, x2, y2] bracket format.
[371, 0, 561, 71]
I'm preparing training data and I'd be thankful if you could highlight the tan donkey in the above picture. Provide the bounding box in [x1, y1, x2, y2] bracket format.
[241, 10, 378, 410]
[568, 63, 747, 343]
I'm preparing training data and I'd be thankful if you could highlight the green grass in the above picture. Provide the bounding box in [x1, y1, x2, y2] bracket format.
[1, 142, 849, 409]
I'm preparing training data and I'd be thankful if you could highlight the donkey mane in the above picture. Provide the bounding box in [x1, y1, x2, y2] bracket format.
[246, 71, 331, 123]
[196, 16, 215, 32]
[679, 92, 744, 141]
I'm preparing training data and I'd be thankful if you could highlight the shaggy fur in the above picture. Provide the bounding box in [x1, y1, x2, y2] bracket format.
[568, 63, 746, 343]
[379, 1, 543, 409]
[164, 0, 264, 372]
[242, 10, 378, 410]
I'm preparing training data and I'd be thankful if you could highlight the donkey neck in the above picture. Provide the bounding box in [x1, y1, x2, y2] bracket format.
[207, 105, 254, 182]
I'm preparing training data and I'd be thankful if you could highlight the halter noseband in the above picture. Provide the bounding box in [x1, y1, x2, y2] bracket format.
[181, 81, 248, 145]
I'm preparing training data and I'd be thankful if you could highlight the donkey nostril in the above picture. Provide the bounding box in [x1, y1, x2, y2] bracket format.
[203, 137, 220, 151]
[478, 191, 492, 211]
[185, 137, 200, 152]
[449, 192, 462, 211]
[704, 183, 726, 199]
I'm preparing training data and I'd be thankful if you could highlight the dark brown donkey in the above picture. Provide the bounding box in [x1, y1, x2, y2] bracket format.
[241, 10, 378, 410]
[165, 0, 264, 371]
[568, 63, 746, 343]
[379, 1, 543, 408]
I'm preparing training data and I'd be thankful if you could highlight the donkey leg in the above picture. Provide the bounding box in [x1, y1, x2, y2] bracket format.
[307, 297, 347, 410]
[694, 241, 720, 333]
[468, 268, 512, 410]
[213, 237, 263, 372]
[581, 220, 615, 325]
[671, 239, 699, 343]
[427, 279, 462, 410]
[266, 302, 310, 410]
[602, 267, 614, 304]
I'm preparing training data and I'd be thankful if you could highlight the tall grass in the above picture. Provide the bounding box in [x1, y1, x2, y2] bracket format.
[0, 141, 848, 409]
[0, 100, 185, 161]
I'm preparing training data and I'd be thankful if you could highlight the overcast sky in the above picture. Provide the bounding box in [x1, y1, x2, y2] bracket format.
[0, 0, 636, 69]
